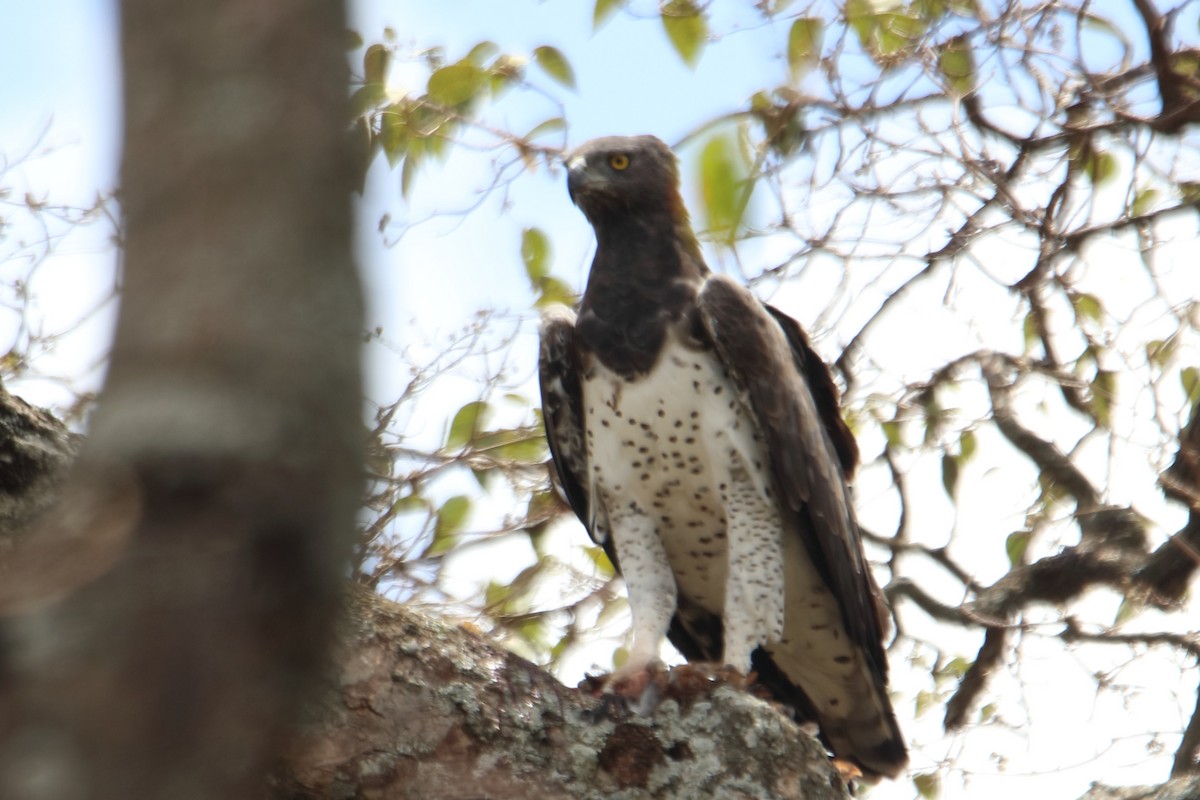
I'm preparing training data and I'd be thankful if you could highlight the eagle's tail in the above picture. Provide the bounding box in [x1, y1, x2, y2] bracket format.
[751, 648, 908, 780]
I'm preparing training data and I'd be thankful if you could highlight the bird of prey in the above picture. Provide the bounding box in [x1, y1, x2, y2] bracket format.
[538, 134, 907, 779]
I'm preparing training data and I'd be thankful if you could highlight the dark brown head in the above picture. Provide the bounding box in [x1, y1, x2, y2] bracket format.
[565, 135, 690, 228]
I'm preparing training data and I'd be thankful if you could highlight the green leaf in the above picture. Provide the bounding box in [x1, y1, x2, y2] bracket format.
[533, 45, 576, 89]
[1022, 309, 1039, 353]
[379, 105, 410, 167]
[466, 40, 499, 65]
[787, 18, 824, 76]
[447, 400, 489, 449]
[697, 133, 749, 245]
[914, 689, 936, 717]
[484, 580, 511, 610]
[429, 495, 471, 555]
[525, 117, 566, 141]
[1182, 366, 1200, 407]
[939, 655, 972, 678]
[475, 429, 549, 462]
[535, 276, 577, 308]
[612, 646, 630, 669]
[1084, 149, 1118, 186]
[1005, 531, 1031, 567]
[1146, 338, 1176, 368]
[661, 0, 708, 68]
[845, 0, 877, 46]
[521, 227, 551, 284]
[1072, 292, 1103, 324]
[583, 545, 616, 578]
[1114, 596, 1140, 626]
[349, 83, 387, 118]
[937, 34, 975, 94]
[363, 43, 390, 86]
[391, 494, 428, 515]
[881, 419, 904, 448]
[959, 429, 977, 462]
[436, 495, 471, 534]
[913, 772, 940, 800]
[941, 452, 960, 498]
[427, 62, 485, 106]
[593, 0, 626, 28]
[1132, 187, 1160, 216]
[1091, 369, 1116, 427]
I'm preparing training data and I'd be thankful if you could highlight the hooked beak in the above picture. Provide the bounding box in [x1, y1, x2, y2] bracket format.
[566, 153, 590, 205]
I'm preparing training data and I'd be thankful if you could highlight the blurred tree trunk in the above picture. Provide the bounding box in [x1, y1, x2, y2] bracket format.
[0, 0, 362, 797]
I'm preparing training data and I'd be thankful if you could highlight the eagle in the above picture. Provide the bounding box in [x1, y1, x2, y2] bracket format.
[538, 134, 907, 779]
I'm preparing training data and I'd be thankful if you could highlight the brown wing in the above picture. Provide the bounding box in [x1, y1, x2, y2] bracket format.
[695, 275, 887, 679]
[764, 304, 859, 479]
[538, 306, 591, 530]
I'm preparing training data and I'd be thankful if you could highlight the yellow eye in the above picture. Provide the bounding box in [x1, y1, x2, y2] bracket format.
[609, 153, 630, 170]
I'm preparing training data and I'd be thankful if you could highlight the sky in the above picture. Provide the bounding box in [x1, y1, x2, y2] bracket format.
[3, 2, 1199, 799]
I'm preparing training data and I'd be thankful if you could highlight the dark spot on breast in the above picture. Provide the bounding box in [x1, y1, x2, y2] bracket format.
[657, 409, 665, 417]
[713, 386, 723, 395]
[834, 655, 851, 665]
[685, 437, 695, 445]
[828, 698, 840, 707]
[669, 435, 678, 443]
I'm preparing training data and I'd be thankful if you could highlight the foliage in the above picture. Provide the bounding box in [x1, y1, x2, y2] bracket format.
[352, 2, 1200, 796]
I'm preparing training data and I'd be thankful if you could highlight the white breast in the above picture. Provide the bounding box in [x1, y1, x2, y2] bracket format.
[583, 332, 784, 663]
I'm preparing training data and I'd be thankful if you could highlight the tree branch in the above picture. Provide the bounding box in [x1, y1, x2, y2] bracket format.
[271, 586, 856, 800]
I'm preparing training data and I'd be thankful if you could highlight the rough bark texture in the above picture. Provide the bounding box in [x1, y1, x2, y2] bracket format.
[1078, 776, 1200, 800]
[271, 585, 854, 800]
[0, 1, 362, 798]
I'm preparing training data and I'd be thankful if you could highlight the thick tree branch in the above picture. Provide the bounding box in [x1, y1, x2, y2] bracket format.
[982, 355, 1100, 508]
[271, 586, 855, 800]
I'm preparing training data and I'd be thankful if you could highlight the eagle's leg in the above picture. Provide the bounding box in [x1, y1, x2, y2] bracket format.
[718, 456, 786, 672]
[606, 503, 677, 680]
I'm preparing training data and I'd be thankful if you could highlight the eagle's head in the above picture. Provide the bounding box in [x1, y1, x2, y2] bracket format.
[565, 135, 689, 227]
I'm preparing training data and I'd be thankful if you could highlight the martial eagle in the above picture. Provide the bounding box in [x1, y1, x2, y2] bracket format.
[538, 134, 907, 779]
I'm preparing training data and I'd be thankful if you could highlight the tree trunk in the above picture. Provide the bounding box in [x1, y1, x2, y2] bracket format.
[0, 0, 362, 798]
